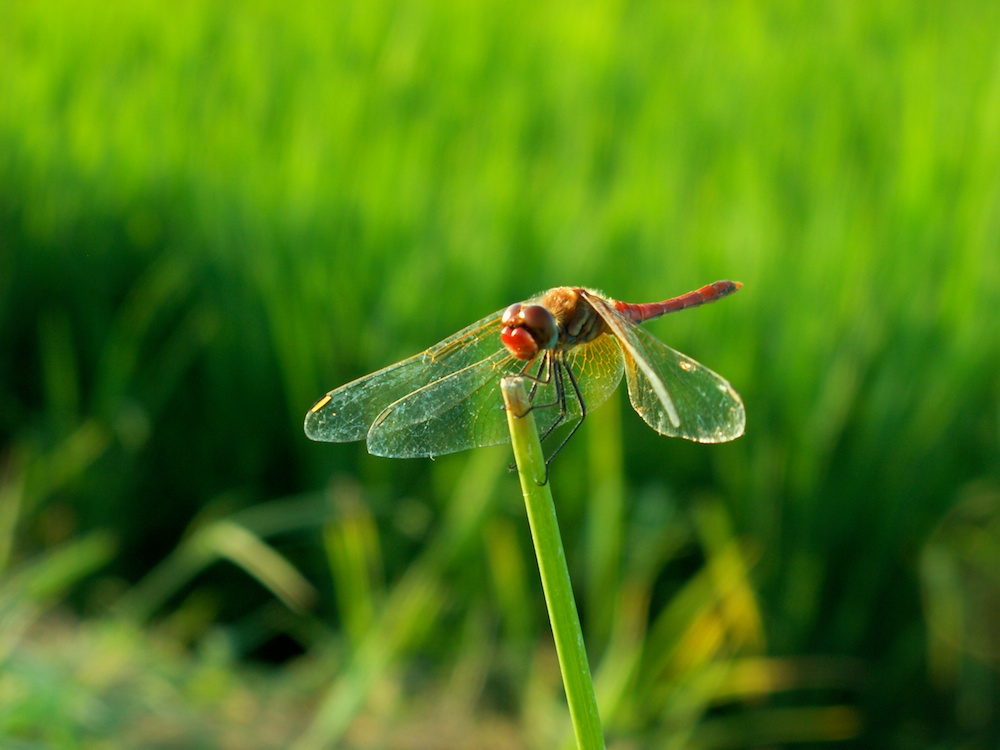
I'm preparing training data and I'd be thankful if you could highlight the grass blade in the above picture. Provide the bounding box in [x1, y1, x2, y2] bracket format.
[502, 376, 605, 750]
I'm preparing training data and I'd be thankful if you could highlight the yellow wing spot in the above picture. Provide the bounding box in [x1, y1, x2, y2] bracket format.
[311, 394, 333, 412]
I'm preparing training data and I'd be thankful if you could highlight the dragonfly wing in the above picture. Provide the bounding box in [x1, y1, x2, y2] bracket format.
[559, 333, 625, 417]
[305, 309, 506, 443]
[367, 349, 523, 457]
[367, 330, 625, 457]
[588, 295, 745, 443]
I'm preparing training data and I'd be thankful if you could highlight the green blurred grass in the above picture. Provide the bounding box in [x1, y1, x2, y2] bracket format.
[2, 0, 999, 746]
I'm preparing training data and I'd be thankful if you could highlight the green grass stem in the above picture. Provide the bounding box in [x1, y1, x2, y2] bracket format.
[502, 377, 605, 750]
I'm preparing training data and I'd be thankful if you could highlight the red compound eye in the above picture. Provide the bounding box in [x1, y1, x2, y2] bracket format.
[500, 303, 558, 360]
[501, 303, 522, 326]
[519, 305, 554, 336]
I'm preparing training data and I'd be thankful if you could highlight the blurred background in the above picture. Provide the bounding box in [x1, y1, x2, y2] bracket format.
[2, 1, 999, 747]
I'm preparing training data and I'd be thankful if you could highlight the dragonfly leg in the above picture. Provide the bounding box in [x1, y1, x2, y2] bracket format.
[507, 359, 568, 440]
[506, 353, 582, 483]
[517, 353, 587, 451]
[517, 354, 566, 416]
[518, 361, 585, 486]
[541, 360, 587, 469]
[533, 359, 570, 445]
[519, 356, 551, 402]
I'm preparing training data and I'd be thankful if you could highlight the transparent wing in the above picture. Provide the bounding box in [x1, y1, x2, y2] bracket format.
[366, 348, 520, 457]
[558, 331, 626, 419]
[586, 293, 745, 443]
[368, 332, 626, 457]
[304, 308, 507, 443]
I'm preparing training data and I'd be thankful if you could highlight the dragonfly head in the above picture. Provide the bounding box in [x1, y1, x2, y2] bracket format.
[501, 303, 558, 360]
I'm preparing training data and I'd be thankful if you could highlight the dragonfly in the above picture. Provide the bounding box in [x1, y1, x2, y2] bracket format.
[305, 281, 745, 459]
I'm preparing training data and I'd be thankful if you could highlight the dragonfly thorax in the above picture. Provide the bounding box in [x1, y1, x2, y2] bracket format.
[544, 287, 606, 348]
